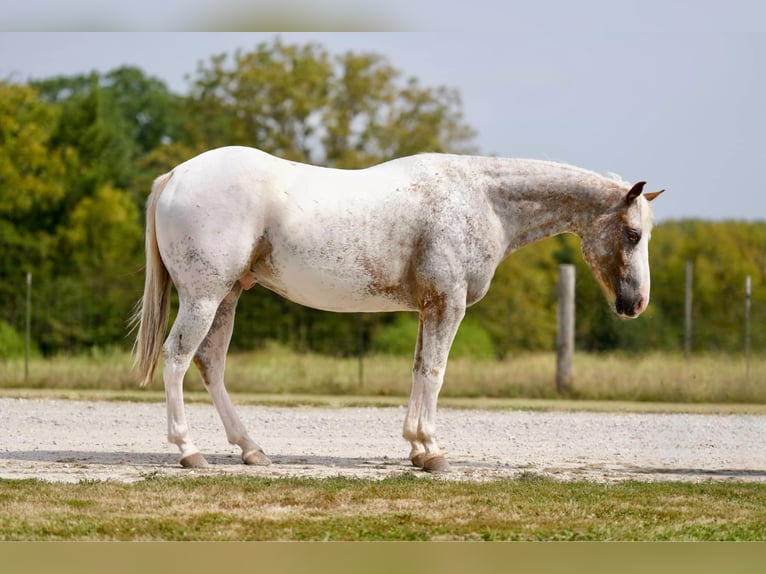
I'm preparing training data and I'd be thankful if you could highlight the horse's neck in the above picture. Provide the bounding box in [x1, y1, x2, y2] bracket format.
[468, 157, 620, 256]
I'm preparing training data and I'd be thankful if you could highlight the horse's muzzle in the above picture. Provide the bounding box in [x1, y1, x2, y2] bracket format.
[615, 294, 646, 318]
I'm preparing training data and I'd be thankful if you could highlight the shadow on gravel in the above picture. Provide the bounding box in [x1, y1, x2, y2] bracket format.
[610, 464, 766, 480]
[0, 450, 408, 470]
[2, 451, 765, 481]
[0, 450, 178, 466]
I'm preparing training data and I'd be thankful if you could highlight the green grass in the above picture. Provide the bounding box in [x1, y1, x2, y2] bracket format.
[1, 346, 763, 405]
[1, 474, 765, 541]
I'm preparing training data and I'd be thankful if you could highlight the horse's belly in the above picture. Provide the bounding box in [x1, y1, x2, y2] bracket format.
[254, 260, 412, 313]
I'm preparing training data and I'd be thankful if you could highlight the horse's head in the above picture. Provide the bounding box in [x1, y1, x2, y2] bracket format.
[580, 181, 664, 318]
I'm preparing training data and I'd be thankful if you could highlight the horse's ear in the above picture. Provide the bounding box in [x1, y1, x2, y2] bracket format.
[626, 181, 646, 204]
[644, 189, 665, 202]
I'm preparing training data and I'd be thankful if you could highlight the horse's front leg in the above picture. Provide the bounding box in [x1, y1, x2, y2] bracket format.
[403, 297, 465, 473]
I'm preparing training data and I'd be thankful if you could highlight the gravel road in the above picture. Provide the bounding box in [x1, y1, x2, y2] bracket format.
[1, 398, 764, 483]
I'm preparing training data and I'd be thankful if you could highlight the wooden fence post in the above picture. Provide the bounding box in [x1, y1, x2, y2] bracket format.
[357, 313, 364, 388]
[745, 275, 751, 378]
[684, 261, 693, 358]
[25, 271, 31, 385]
[556, 264, 575, 394]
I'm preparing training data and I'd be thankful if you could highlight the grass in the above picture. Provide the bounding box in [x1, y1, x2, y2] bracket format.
[1, 474, 765, 541]
[1, 345, 764, 405]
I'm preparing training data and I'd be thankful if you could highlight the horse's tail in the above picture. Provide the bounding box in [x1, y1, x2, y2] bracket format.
[131, 171, 173, 387]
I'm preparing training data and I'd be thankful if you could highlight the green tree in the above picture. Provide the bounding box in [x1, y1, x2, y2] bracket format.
[34, 67, 182, 206]
[648, 221, 766, 353]
[44, 184, 144, 349]
[101, 66, 182, 154]
[322, 51, 476, 167]
[0, 82, 68, 332]
[183, 38, 477, 166]
[13, 69, 182, 352]
[183, 40, 333, 159]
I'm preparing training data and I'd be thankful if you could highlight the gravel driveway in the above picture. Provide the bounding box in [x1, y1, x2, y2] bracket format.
[1, 398, 764, 483]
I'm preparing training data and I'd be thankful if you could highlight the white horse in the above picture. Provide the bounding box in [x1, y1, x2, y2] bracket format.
[133, 146, 663, 472]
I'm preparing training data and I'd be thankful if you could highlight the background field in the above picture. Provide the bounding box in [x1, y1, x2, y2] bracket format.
[1, 347, 763, 405]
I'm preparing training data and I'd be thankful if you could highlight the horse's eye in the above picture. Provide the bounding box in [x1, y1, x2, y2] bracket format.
[626, 229, 641, 244]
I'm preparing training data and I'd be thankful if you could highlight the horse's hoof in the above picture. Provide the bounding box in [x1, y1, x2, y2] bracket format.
[422, 455, 451, 474]
[411, 453, 427, 468]
[243, 449, 272, 466]
[180, 452, 210, 469]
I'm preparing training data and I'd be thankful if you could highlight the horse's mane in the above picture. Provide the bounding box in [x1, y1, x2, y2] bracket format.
[605, 172, 629, 187]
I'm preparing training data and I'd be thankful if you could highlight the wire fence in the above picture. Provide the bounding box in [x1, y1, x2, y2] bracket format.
[2, 260, 764, 365]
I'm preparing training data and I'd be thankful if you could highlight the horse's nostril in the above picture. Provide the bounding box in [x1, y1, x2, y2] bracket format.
[636, 296, 646, 314]
[615, 298, 627, 316]
[615, 296, 642, 318]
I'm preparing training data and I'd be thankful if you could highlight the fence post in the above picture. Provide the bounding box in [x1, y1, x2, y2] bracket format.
[25, 271, 31, 385]
[556, 264, 575, 394]
[684, 261, 693, 358]
[745, 275, 751, 378]
[357, 313, 364, 388]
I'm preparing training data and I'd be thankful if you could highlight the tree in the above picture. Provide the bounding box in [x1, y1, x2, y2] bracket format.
[323, 52, 476, 167]
[11, 70, 179, 352]
[183, 38, 477, 166]
[49, 184, 143, 349]
[0, 83, 67, 229]
[183, 41, 333, 159]
[100, 66, 182, 154]
[33, 67, 182, 206]
[648, 221, 766, 353]
[0, 82, 68, 331]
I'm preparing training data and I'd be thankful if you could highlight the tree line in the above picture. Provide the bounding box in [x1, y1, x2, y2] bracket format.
[1, 38, 763, 358]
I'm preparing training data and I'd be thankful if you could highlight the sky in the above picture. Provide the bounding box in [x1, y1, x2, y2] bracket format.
[1, 1, 765, 222]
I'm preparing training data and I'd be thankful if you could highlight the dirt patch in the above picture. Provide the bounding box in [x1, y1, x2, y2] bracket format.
[1, 398, 764, 483]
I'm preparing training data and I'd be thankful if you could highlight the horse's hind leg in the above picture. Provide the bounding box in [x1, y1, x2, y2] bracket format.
[162, 294, 222, 468]
[193, 284, 271, 466]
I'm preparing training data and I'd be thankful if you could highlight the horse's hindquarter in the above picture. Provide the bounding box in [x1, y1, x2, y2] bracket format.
[154, 151, 273, 297]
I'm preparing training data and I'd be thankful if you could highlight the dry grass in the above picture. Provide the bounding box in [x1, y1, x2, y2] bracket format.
[1, 475, 765, 541]
[1, 346, 763, 404]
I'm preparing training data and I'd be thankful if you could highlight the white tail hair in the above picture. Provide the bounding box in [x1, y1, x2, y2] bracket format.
[131, 171, 173, 387]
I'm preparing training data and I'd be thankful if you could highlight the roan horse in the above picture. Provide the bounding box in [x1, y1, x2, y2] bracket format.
[133, 146, 663, 472]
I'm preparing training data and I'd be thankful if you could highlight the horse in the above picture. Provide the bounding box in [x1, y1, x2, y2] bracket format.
[133, 146, 663, 472]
